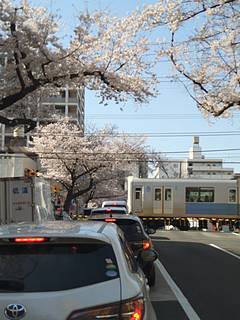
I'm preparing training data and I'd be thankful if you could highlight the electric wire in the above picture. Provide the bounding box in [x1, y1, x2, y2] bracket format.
[30, 130, 240, 138]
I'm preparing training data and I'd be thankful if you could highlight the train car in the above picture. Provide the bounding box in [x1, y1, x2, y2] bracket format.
[126, 176, 240, 230]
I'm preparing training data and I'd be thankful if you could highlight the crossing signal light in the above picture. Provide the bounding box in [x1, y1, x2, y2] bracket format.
[24, 168, 39, 177]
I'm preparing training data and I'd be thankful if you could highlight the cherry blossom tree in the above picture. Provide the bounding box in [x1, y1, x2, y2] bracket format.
[141, 0, 240, 116]
[28, 119, 148, 212]
[0, 0, 238, 128]
[0, 0, 157, 131]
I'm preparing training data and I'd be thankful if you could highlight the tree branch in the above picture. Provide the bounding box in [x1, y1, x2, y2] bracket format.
[74, 175, 95, 198]
[0, 114, 36, 132]
[179, 0, 236, 23]
[169, 32, 209, 94]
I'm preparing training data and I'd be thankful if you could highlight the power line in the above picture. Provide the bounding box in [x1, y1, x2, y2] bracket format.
[3, 154, 240, 164]
[9, 147, 240, 156]
[86, 113, 240, 120]
[32, 130, 240, 138]
[87, 113, 239, 118]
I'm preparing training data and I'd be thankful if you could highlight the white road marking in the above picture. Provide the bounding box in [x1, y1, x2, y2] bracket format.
[155, 259, 201, 320]
[209, 244, 240, 260]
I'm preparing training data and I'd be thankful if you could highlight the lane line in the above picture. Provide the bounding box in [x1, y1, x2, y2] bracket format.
[209, 244, 240, 260]
[155, 259, 201, 320]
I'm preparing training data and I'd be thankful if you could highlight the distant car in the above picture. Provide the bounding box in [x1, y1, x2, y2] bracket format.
[91, 206, 128, 216]
[102, 200, 128, 211]
[89, 213, 157, 286]
[0, 221, 157, 320]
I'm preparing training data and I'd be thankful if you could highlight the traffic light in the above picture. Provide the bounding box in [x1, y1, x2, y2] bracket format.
[24, 168, 39, 177]
[51, 185, 61, 193]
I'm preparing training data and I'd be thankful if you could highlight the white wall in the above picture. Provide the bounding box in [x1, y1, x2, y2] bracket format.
[0, 154, 37, 178]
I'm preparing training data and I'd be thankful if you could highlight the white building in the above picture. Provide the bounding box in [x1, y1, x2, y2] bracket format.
[39, 87, 85, 132]
[0, 153, 37, 178]
[0, 53, 85, 178]
[154, 136, 234, 179]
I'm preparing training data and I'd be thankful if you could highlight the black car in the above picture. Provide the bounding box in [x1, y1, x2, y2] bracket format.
[89, 213, 157, 286]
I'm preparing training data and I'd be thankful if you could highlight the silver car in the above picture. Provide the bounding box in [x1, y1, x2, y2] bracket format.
[0, 221, 157, 320]
[91, 206, 128, 216]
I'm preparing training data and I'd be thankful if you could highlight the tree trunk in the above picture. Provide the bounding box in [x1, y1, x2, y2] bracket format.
[63, 190, 74, 213]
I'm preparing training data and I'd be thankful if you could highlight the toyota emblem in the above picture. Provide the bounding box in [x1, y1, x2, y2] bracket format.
[4, 304, 26, 319]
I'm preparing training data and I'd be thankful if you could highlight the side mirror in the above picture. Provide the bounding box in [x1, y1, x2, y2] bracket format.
[138, 249, 158, 263]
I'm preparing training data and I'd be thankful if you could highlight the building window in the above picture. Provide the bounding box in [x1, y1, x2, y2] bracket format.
[229, 189, 237, 203]
[55, 105, 65, 114]
[155, 188, 161, 201]
[186, 187, 214, 202]
[69, 90, 77, 98]
[68, 105, 77, 117]
[60, 90, 66, 98]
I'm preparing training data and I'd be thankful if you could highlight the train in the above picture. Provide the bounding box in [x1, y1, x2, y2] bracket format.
[126, 176, 240, 231]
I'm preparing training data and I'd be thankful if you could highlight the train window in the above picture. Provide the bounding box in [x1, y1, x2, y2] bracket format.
[199, 188, 214, 202]
[186, 188, 199, 202]
[229, 189, 237, 203]
[186, 187, 214, 202]
[135, 188, 141, 200]
[155, 188, 161, 201]
[165, 189, 172, 201]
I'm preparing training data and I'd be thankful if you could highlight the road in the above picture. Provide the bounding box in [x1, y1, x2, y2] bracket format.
[150, 230, 240, 320]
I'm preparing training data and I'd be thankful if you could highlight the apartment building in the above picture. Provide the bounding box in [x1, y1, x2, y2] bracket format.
[39, 86, 85, 132]
[153, 136, 234, 179]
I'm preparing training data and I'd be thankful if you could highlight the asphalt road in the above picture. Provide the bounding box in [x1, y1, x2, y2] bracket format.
[150, 230, 240, 320]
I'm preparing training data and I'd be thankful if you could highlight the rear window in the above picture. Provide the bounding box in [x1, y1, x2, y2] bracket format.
[0, 242, 119, 292]
[92, 209, 126, 215]
[91, 219, 144, 242]
[103, 204, 126, 208]
[116, 220, 145, 241]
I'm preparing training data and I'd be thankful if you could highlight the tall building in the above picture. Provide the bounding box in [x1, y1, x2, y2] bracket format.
[0, 51, 85, 149]
[153, 136, 234, 179]
[0, 86, 85, 151]
[39, 86, 85, 132]
[182, 136, 234, 179]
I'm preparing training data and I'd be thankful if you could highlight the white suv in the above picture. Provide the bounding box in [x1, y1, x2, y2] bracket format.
[0, 221, 157, 320]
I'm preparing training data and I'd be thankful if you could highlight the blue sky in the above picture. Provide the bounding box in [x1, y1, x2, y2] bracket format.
[25, 0, 240, 171]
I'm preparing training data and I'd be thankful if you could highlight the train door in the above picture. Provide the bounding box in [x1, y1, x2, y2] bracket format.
[153, 187, 162, 214]
[164, 188, 173, 214]
[133, 187, 143, 212]
[152, 187, 173, 214]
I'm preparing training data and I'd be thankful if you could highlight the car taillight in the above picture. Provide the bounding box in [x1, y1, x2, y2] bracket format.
[105, 218, 117, 222]
[143, 240, 152, 250]
[14, 237, 48, 243]
[67, 296, 144, 320]
[67, 302, 120, 319]
[121, 296, 144, 320]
